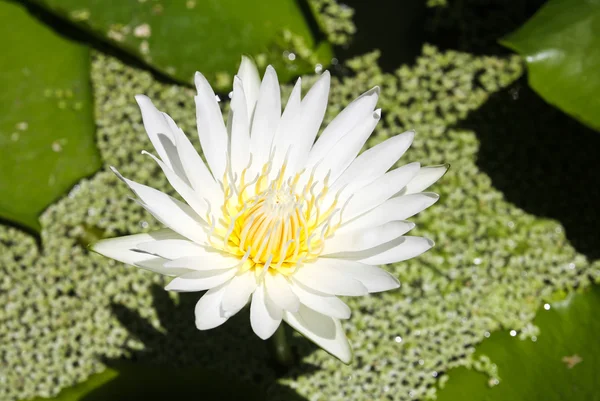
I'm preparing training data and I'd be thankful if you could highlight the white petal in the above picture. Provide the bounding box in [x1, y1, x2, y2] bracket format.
[221, 270, 257, 314]
[306, 87, 379, 167]
[237, 56, 261, 119]
[135, 239, 205, 260]
[356, 236, 434, 265]
[290, 281, 351, 319]
[284, 71, 331, 174]
[111, 167, 207, 244]
[165, 268, 237, 292]
[292, 259, 368, 296]
[283, 305, 352, 364]
[195, 284, 229, 330]
[250, 66, 281, 168]
[194, 72, 229, 180]
[328, 261, 400, 293]
[264, 273, 300, 312]
[250, 283, 282, 339]
[339, 193, 439, 234]
[168, 116, 222, 206]
[134, 95, 187, 182]
[270, 77, 302, 171]
[91, 229, 190, 276]
[399, 165, 449, 195]
[163, 251, 241, 270]
[342, 162, 421, 222]
[229, 77, 251, 176]
[322, 221, 414, 255]
[142, 151, 209, 219]
[332, 130, 415, 195]
[311, 109, 381, 184]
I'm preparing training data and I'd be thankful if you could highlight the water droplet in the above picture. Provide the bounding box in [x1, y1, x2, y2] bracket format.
[418, 359, 424, 366]
[531, 336, 537, 342]
[287, 52, 296, 61]
[140, 221, 149, 229]
[544, 303, 551, 310]
[484, 331, 490, 338]
[568, 262, 576, 270]
[510, 330, 517, 337]
[394, 336, 402, 343]
[51, 141, 63, 152]
[473, 257, 482, 265]
[432, 371, 438, 377]
[315, 63, 323, 73]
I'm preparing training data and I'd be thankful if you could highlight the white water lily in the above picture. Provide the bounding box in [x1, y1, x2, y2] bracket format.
[91, 57, 447, 363]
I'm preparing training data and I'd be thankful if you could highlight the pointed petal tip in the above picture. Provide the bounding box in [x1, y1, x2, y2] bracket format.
[373, 109, 382, 119]
[134, 94, 150, 104]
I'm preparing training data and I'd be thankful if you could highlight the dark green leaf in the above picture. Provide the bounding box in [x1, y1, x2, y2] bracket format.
[500, 0, 600, 131]
[26, 0, 333, 89]
[26, 364, 265, 401]
[0, 0, 101, 232]
[437, 286, 600, 401]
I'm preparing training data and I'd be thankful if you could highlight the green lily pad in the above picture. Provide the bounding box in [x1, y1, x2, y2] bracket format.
[0, 0, 101, 233]
[26, 364, 265, 401]
[500, 0, 600, 131]
[437, 286, 600, 401]
[26, 0, 333, 89]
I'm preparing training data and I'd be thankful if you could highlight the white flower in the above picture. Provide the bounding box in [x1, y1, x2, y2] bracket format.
[91, 57, 447, 363]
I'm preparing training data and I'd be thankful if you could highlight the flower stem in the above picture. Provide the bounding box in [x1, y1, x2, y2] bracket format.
[270, 323, 294, 367]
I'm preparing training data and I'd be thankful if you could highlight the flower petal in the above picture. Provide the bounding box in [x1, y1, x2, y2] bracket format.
[195, 284, 229, 330]
[134, 95, 188, 183]
[167, 115, 222, 207]
[284, 71, 331, 174]
[292, 259, 368, 296]
[264, 273, 300, 312]
[111, 167, 208, 244]
[332, 130, 415, 195]
[229, 77, 251, 176]
[249, 65, 281, 168]
[329, 261, 400, 293]
[312, 108, 381, 184]
[135, 239, 206, 260]
[339, 193, 439, 234]
[270, 77, 303, 171]
[237, 56, 261, 119]
[283, 305, 352, 364]
[142, 151, 209, 219]
[221, 269, 258, 314]
[91, 229, 190, 276]
[354, 236, 434, 265]
[165, 268, 237, 292]
[194, 72, 229, 180]
[399, 164, 449, 195]
[250, 283, 282, 340]
[163, 251, 241, 270]
[306, 87, 379, 168]
[322, 221, 414, 255]
[290, 281, 351, 319]
[342, 162, 421, 222]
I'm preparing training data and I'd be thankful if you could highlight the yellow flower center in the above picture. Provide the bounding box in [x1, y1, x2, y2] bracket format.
[206, 156, 346, 276]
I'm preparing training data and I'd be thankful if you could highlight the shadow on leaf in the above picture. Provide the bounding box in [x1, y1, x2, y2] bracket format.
[91, 284, 318, 401]
[460, 78, 600, 261]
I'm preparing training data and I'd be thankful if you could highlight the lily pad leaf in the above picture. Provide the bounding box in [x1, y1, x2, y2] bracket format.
[500, 0, 600, 131]
[0, 0, 101, 233]
[26, 0, 333, 89]
[437, 286, 600, 401]
[25, 364, 265, 401]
